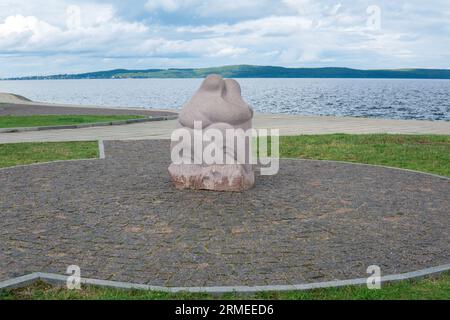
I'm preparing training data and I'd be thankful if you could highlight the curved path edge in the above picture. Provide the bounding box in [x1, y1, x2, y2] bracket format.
[1, 264, 449, 293]
[261, 156, 450, 181]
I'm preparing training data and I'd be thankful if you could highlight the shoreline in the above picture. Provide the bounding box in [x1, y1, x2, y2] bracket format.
[2, 92, 450, 123]
[0, 92, 449, 143]
[0, 92, 177, 114]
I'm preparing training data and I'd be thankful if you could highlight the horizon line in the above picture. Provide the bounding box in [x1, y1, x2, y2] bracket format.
[3, 64, 450, 80]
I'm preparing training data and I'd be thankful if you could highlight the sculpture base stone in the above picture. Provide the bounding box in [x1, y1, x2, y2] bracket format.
[168, 164, 255, 192]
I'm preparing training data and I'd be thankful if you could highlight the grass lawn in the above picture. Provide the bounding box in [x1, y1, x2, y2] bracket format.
[0, 141, 99, 168]
[1, 272, 449, 300]
[0, 115, 146, 128]
[0, 133, 448, 300]
[275, 134, 450, 177]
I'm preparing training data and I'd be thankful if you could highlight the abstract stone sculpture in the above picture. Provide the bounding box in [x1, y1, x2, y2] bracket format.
[168, 74, 255, 191]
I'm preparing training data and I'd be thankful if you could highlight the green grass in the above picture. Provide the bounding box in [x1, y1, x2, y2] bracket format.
[273, 134, 450, 177]
[0, 134, 449, 300]
[1, 272, 449, 300]
[0, 141, 99, 168]
[0, 115, 146, 128]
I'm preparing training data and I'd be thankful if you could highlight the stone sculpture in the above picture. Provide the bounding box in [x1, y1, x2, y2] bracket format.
[168, 74, 255, 191]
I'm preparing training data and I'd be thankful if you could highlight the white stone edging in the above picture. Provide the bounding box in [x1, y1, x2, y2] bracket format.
[0, 264, 449, 293]
[98, 139, 106, 159]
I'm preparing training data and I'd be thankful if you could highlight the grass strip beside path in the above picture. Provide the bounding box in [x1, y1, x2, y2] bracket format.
[276, 134, 450, 177]
[0, 115, 146, 128]
[0, 141, 99, 168]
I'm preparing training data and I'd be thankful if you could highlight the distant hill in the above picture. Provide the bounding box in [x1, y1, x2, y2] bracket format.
[5, 65, 450, 80]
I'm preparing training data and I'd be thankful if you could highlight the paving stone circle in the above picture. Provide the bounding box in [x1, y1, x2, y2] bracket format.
[0, 140, 449, 287]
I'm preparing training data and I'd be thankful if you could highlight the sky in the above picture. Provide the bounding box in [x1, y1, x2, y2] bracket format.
[0, 0, 449, 77]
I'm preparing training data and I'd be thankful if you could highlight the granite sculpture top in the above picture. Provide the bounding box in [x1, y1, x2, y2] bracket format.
[178, 74, 253, 129]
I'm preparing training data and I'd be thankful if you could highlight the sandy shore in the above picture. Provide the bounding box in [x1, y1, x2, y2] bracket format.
[1, 92, 449, 143]
[0, 92, 177, 117]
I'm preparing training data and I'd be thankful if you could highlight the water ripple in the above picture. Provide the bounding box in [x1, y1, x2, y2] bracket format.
[0, 78, 449, 121]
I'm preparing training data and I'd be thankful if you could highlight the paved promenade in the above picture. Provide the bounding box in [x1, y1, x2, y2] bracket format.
[1, 92, 449, 143]
[1, 114, 449, 144]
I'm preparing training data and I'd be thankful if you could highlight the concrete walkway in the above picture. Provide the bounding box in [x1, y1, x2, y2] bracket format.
[1, 92, 449, 143]
[1, 114, 449, 144]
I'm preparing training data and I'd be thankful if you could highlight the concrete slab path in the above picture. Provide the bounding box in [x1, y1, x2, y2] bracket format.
[1, 114, 449, 144]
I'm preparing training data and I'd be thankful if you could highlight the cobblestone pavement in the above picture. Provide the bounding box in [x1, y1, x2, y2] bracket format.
[0, 140, 449, 286]
[0, 103, 177, 117]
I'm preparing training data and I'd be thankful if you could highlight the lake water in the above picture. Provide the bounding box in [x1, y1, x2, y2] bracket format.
[1, 78, 449, 121]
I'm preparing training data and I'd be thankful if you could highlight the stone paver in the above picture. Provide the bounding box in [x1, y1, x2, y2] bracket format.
[0, 140, 449, 286]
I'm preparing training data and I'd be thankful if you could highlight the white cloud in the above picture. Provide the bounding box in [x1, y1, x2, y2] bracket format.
[177, 15, 314, 36]
[145, 0, 185, 12]
[0, 5, 149, 55]
[213, 46, 248, 58]
[1, 0, 450, 77]
[283, 0, 317, 15]
[145, 0, 279, 18]
[195, 0, 276, 17]
[0, 15, 58, 43]
[136, 37, 248, 59]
